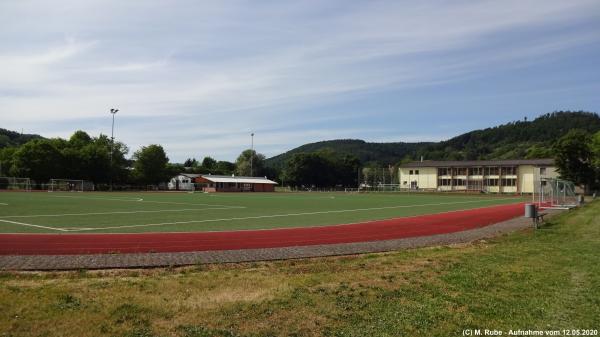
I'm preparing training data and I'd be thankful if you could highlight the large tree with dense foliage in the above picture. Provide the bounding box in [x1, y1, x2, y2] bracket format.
[591, 131, 600, 189]
[235, 150, 266, 176]
[10, 139, 64, 182]
[281, 151, 360, 188]
[201, 157, 217, 172]
[553, 129, 594, 188]
[215, 161, 235, 175]
[0, 147, 17, 176]
[131, 145, 171, 184]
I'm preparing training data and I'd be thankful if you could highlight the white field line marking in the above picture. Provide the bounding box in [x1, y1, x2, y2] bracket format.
[65, 198, 520, 232]
[0, 219, 68, 232]
[50, 195, 238, 208]
[52, 195, 144, 202]
[205, 194, 340, 200]
[0, 203, 7, 205]
[0, 206, 246, 219]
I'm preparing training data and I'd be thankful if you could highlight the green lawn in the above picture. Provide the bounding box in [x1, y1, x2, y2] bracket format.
[0, 200, 598, 336]
[0, 192, 524, 233]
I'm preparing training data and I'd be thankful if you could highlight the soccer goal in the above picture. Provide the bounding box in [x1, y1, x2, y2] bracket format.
[0, 177, 31, 191]
[48, 179, 94, 192]
[533, 177, 578, 209]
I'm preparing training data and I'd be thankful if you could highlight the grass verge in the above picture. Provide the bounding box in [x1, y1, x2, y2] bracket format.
[1, 201, 599, 336]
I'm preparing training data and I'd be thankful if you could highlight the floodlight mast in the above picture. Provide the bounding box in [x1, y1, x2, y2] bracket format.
[110, 108, 119, 191]
[250, 132, 254, 177]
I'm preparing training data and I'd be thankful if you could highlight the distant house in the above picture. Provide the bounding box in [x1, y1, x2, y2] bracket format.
[168, 173, 202, 191]
[168, 174, 278, 192]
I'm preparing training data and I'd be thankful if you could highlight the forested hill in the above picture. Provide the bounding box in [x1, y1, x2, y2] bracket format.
[265, 111, 600, 167]
[265, 139, 433, 169]
[0, 128, 44, 148]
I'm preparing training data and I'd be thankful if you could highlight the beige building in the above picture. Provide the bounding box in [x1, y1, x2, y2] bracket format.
[399, 159, 557, 194]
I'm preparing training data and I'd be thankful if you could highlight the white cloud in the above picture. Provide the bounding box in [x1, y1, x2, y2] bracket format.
[0, 0, 599, 161]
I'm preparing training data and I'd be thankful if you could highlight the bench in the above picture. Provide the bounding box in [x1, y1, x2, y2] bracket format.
[533, 212, 548, 228]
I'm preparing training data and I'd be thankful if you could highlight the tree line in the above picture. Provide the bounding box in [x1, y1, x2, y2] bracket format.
[0, 129, 365, 189]
[0, 130, 277, 188]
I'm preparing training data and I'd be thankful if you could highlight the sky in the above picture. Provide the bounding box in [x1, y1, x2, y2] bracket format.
[1, 0, 599, 162]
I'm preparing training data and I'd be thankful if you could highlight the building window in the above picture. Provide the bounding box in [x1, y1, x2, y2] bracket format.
[468, 167, 483, 175]
[438, 168, 449, 176]
[452, 179, 466, 186]
[501, 178, 516, 186]
[540, 167, 547, 175]
[409, 170, 413, 175]
[415, 170, 419, 175]
[501, 167, 516, 175]
[438, 178, 451, 186]
[485, 167, 499, 175]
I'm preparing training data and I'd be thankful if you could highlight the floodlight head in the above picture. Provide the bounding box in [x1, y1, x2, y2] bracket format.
[110, 108, 119, 114]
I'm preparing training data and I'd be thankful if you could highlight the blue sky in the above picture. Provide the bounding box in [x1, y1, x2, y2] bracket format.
[1, 1, 599, 162]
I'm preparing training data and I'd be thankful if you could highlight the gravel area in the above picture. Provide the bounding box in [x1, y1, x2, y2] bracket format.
[0, 210, 563, 271]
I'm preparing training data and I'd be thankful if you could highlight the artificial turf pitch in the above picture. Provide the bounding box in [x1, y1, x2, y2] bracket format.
[0, 192, 525, 234]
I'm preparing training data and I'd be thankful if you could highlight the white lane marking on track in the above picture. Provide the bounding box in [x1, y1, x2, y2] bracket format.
[0, 206, 246, 219]
[65, 198, 520, 232]
[0, 203, 7, 205]
[0, 219, 67, 232]
[50, 195, 238, 208]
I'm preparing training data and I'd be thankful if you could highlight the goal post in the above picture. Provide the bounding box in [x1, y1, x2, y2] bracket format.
[48, 179, 94, 192]
[358, 166, 400, 192]
[0, 177, 31, 191]
[533, 177, 578, 209]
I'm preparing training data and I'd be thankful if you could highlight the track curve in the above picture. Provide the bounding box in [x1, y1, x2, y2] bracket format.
[0, 203, 524, 255]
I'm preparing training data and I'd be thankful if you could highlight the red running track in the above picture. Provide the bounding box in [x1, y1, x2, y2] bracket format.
[0, 203, 525, 255]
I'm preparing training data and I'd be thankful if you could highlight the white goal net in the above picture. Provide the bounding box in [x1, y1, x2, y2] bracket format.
[533, 177, 578, 209]
[0, 177, 31, 191]
[48, 179, 94, 192]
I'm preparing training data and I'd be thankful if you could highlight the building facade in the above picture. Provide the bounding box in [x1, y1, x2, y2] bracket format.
[399, 159, 557, 193]
[169, 174, 278, 192]
[168, 173, 202, 191]
[194, 175, 277, 192]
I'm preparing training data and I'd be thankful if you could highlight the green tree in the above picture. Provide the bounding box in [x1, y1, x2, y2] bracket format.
[132, 145, 171, 184]
[103, 135, 129, 184]
[591, 131, 600, 189]
[553, 129, 594, 188]
[69, 130, 92, 148]
[525, 144, 553, 159]
[0, 147, 17, 176]
[11, 139, 64, 182]
[201, 157, 217, 172]
[183, 158, 198, 168]
[281, 151, 360, 188]
[235, 150, 265, 176]
[215, 161, 235, 175]
[282, 153, 331, 188]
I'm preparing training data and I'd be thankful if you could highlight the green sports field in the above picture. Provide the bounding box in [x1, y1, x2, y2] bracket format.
[0, 192, 525, 234]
